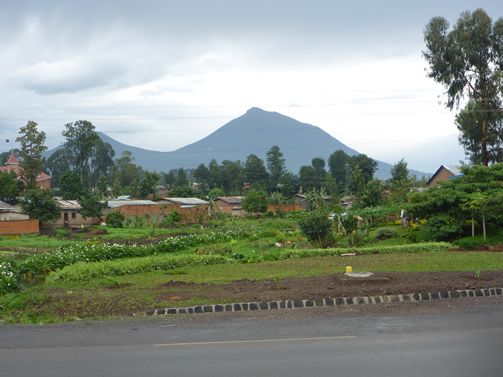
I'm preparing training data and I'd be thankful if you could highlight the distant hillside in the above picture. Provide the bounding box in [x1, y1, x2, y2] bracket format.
[43, 107, 431, 179]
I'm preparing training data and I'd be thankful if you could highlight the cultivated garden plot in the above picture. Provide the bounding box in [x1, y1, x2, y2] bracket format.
[1, 215, 502, 324]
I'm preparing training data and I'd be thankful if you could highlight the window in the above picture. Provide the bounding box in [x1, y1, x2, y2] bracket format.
[72, 212, 76, 219]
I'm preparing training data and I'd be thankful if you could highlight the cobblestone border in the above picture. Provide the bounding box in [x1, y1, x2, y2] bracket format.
[140, 288, 503, 316]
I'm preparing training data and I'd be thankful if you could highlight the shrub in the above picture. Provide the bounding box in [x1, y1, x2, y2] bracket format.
[106, 211, 125, 228]
[296, 210, 334, 248]
[53, 229, 68, 237]
[264, 211, 275, 218]
[48, 254, 232, 282]
[133, 215, 145, 229]
[375, 228, 397, 240]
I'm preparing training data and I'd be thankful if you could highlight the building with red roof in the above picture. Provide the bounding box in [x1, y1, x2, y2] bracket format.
[0, 152, 51, 190]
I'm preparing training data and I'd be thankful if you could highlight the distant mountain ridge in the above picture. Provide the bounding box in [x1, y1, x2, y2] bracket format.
[43, 107, 431, 180]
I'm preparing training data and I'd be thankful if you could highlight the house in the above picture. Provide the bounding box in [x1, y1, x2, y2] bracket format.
[426, 165, 463, 187]
[104, 200, 161, 220]
[0, 152, 51, 190]
[213, 196, 243, 216]
[52, 200, 97, 228]
[0, 200, 29, 221]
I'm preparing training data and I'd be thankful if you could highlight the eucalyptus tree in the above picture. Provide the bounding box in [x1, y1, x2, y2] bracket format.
[266, 145, 286, 191]
[62, 120, 100, 184]
[423, 8, 503, 166]
[15, 121, 48, 189]
[455, 99, 503, 164]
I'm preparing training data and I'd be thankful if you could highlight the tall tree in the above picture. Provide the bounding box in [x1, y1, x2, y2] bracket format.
[245, 154, 269, 187]
[44, 149, 72, 188]
[266, 145, 286, 191]
[62, 120, 100, 184]
[58, 170, 84, 200]
[194, 163, 209, 189]
[390, 158, 409, 184]
[176, 167, 189, 187]
[220, 160, 246, 194]
[455, 99, 503, 164]
[207, 159, 221, 190]
[328, 150, 351, 184]
[110, 150, 142, 188]
[299, 165, 320, 192]
[423, 9, 503, 166]
[15, 121, 48, 189]
[350, 154, 377, 185]
[139, 171, 161, 199]
[89, 139, 115, 188]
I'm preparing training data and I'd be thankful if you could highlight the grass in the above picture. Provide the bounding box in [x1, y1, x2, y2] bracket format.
[1, 251, 501, 324]
[1, 220, 502, 324]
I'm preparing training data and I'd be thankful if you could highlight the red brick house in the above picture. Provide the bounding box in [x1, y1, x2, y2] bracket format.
[0, 152, 51, 190]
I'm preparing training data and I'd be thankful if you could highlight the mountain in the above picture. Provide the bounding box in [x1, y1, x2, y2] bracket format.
[44, 107, 430, 179]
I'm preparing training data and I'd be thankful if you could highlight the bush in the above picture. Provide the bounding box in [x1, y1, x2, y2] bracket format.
[106, 211, 125, 228]
[296, 210, 334, 248]
[375, 228, 397, 240]
[264, 211, 275, 218]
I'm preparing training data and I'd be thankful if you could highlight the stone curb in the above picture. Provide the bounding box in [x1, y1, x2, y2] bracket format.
[139, 288, 503, 317]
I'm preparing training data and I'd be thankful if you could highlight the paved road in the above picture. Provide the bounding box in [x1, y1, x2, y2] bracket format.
[1, 297, 502, 377]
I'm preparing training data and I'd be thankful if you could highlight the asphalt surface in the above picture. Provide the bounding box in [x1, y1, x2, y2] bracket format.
[1, 296, 502, 376]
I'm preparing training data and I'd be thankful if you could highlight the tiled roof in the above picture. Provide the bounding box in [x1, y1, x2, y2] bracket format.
[5, 154, 19, 165]
[36, 172, 52, 181]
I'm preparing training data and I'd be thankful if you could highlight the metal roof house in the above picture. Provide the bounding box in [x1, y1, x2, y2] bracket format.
[426, 165, 464, 187]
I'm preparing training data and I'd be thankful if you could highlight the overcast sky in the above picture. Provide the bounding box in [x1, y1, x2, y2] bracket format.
[1, 1, 502, 174]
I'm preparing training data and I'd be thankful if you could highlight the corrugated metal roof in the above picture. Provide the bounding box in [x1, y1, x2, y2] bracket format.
[56, 200, 81, 210]
[161, 197, 209, 205]
[107, 200, 159, 209]
[0, 200, 16, 210]
[445, 165, 463, 177]
[215, 196, 243, 204]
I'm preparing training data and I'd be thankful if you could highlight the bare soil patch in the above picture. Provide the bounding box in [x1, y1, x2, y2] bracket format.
[155, 270, 503, 306]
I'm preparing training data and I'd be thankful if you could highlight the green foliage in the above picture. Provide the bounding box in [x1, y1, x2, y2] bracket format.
[105, 211, 125, 228]
[423, 9, 503, 166]
[133, 215, 145, 229]
[280, 242, 453, 259]
[20, 189, 60, 226]
[59, 170, 84, 199]
[455, 100, 503, 165]
[208, 188, 225, 198]
[96, 175, 109, 198]
[0, 171, 19, 204]
[296, 209, 334, 248]
[408, 164, 503, 241]
[341, 215, 358, 234]
[375, 228, 397, 240]
[266, 145, 286, 191]
[53, 229, 69, 238]
[0, 260, 22, 295]
[15, 121, 48, 189]
[242, 189, 269, 214]
[48, 254, 231, 282]
[360, 179, 383, 208]
[18, 230, 249, 279]
[62, 120, 100, 184]
[161, 209, 181, 225]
